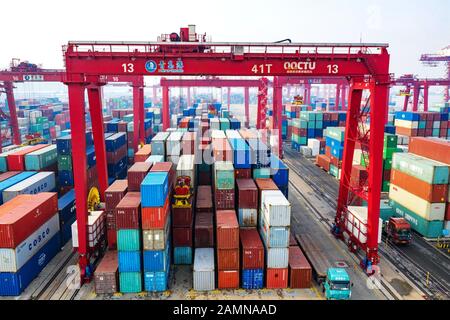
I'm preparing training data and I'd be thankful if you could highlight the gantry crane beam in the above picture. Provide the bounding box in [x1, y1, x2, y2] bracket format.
[63, 39, 390, 282]
[391, 75, 450, 111]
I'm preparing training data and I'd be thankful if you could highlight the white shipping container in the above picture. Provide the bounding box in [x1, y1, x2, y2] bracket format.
[0, 214, 60, 272]
[166, 132, 184, 156]
[394, 119, 418, 129]
[193, 248, 215, 291]
[389, 184, 446, 221]
[347, 206, 383, 244]
[177, 155, 196, 186]
[2, 172, 56, 203]
[353, 149, 362, 165]
[225, 130, 242, 140]
[210, 118, 221, 130]
[72, 211, 105, 248]
[238, 208, 257, 227]
[266, 247, 289, 268]
[307, 139, 321, 157]
[300, 146, 312, 157]
[211, 130, 226, 139]
[262, 190, 291, 227]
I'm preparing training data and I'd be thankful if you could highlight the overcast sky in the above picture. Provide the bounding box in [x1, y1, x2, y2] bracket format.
[1, 0, 448, 78]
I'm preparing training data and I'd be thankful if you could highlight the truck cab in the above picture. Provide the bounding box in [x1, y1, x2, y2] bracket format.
[385, 217, 411, 245]
[323, 268, 352, 300]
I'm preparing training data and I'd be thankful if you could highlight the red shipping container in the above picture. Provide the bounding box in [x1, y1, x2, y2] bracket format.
[409, 137, 450, 165]
[106, 144, 127, 164]
[289, 246, 312, 288]
[350, 165, 368, 188]
[215, 188, 235, 210]
[234, 168, 252, 179]
[218, 270, 239, 289]
[172, 199, 193, 227]
[115, 192, 141, 229]
[141, 196, 170, 229]
[255, 178, 278, 206]
[107, 229, 117, 249]
[94, 250, 119, 294]
[172, 223, 193, 246]
[240, 229, 264, 269]
[127, 162, 152, 192]
[117, 121, 128, 132]
[106, 210, 116, 229]
[105, 180, 128, 211]
[383, 169, 391, 182]
[329, 155, 341, 167]
[316, 154, 331, 171]
[236, 179, 258, 209]
[195, 212, 214, 247]
[217, 248, 240, 270]
[150, 162, 175, 190]
[7, 144, 50, 171]
[391, 169, 448, 203]
[134, 145, 152, 162]
[0, 193, 58, 248]
[196, 186, 213, 212]
[216, 210, 239, 249]
[266, 268, 288, 289]
[325, 146, 331, 158]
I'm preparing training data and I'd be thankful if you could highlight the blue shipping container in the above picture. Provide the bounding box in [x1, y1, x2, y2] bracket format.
[141, 172, 169, 207]
[58, 189, 76, 225]
[105, 132, 127, 152]
[0, 171, 37, 204]
[118, 251, 141, 272]
[242, 269, 264, 289]
[143, 245, 170, 272]
[58, 170, 74, 186]
[270, 155, 289, 187]
[0, 234, 60, 296]
[107, 157, 127, 178]
[173, 246, 192, 265]
[144, 271, 169, 292]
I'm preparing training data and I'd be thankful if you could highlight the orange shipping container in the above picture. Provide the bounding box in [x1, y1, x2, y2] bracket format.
[409, 137, 450, 165]
[218, 270, 239, 289]
[391, 169, 448, 203]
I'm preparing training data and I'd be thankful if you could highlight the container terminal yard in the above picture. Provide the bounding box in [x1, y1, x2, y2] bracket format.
[0, 1, 449, 307]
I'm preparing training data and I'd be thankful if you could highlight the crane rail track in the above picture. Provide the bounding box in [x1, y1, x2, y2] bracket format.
[283, 146, 450, 300]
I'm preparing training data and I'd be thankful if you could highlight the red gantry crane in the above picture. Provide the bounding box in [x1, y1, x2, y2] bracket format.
[0, 60, 147, 154]
[420, 45, 450, 104]
[62, 25, 390, 282]
[391, 74, 450, 111]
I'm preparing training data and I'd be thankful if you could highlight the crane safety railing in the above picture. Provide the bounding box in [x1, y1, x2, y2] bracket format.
[64, 42, 388, 58]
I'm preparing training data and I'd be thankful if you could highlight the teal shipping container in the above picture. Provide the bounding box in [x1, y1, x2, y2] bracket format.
[213, 161, 234, 190]
[253, 168, 271, 179]
[173, 247, 192, 265]
[392, 153, 449, 185]
[119, 272, 142, 293]
[25, 145, 57, 170]
[117, 229, 141, 251]
[389, 200, 444, 238]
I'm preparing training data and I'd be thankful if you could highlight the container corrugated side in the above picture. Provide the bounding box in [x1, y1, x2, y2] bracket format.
[24, 145, 58, 170]
[143, 245, 170, 272]
[176, 155, 196, 186]
[173, 246, 192, 264]
[141, 172, 169, 207]
[0, 171, 37, 204]
[0, 233, 60, 296]
[2, 172, 56, 203]
[119, 272, 142, 293]
[143, 216, 170, 250]
[265, 246, 289, 268]
[144, 271, 168, 292]
[118, 251, 141, 272]
[242, 269, 264, 289]
[389, 184, 446, 221]
[193, 248, 215, 291]
[392, 152, 449, 185]
[238, 208, 257, 227]
[166, 132, 184, 156]
[117, 229, 141, 251]
[0, 213, 60, 272]
[262, 191, 291, 227]
[259, 217, 290, 248]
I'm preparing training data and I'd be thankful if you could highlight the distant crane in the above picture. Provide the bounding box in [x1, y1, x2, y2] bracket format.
[420, 45, 450, 104]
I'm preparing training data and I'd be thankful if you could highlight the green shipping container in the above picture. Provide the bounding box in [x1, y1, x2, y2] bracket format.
[361, 153, 369, 168]
[253, 168, 271, 179]
[25, 145, 57, 170]
[117, 229, 141, 251]
[392, 153, 449, 185]
[58, 154, 73, 171]
[291, 133, 301, 144]
[315, 112, 323, 121]
[389, 199, 444, 238]
[213, 161, 234, 189]
[383, 147, 399, 160]
[380, 200, 395, 221]
[119, 272, 142, 293]
[382, 181, 390, 192]
[383, 159, 392, 170]
[325, 127, 345, 142]
[383, 134, 398, 149]
[329, 165, 339, 178]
